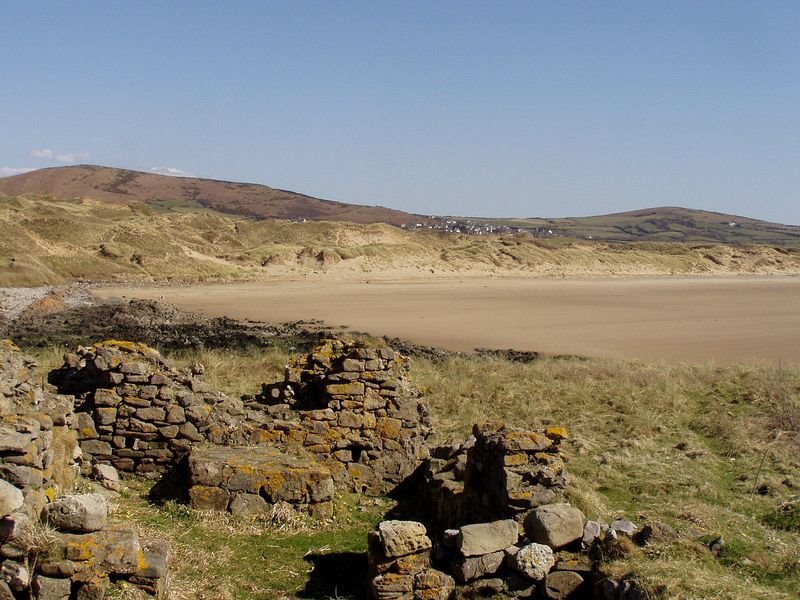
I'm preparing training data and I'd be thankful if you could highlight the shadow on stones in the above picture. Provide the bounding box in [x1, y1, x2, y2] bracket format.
[299, 551, 368, 599]
[148, 456, 190, 505]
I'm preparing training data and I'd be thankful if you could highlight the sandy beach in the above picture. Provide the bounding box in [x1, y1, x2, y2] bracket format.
[95, 275, 800, 364]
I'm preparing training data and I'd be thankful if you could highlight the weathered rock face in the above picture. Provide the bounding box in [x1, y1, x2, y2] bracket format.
[187, 445, 335, 518]
[424, 422, 570, 529]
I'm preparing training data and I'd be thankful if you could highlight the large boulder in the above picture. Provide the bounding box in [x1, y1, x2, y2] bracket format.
[523, 503, 584, 549]
[456, 519, 518, 557]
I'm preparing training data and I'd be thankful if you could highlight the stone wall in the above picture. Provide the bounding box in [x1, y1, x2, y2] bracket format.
[53, 340, 262, 478]
[256, 338, 432, 494]
[55, 338, 432, 504]
[424, 423, 570, 529]
[0, 340, 169, 598]
[368, 423, 651, 599]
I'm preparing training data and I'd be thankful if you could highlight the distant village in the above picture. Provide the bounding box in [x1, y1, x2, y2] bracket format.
[400, 218, 557, 237]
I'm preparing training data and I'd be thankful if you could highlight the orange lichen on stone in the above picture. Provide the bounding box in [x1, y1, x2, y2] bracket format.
[545, 426, 569, 441]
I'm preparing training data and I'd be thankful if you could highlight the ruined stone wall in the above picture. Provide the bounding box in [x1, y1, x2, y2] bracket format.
[57, 338, 432, 499]
[255, 338, 432, 494]
[53, 341, 262, 478]
[425, 423, 570, 529]
[368, 423, 651, 600]
[0, 340, 77, 519]
[0, 341, 168, 598]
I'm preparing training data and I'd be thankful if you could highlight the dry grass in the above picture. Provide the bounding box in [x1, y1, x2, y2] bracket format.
[106, 479, 389, 600]
[411, 355, 800, 598]
[29, 343, 800, 598]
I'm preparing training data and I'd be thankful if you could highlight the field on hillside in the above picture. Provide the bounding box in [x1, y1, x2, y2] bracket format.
[3, 195, 800, 286]
[27, 344, 799, 600]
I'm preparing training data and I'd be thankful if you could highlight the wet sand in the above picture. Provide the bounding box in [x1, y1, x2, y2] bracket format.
[95, 276, 800, 364]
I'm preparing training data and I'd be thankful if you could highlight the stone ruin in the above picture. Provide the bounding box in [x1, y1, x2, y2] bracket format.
[424, 423, 570, 529]
[366, 423, 651, 599]
[52, 337, 431, 517]
[0, 335, 653, 599]
[0, 340, 168, 599]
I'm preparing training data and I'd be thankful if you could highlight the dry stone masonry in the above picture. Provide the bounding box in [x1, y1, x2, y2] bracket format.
[2, 334, 654, 599]
[53, 340, 259, 478]
[0, 340, 168, 598]
[256, 338, 432, 494]
[53, 338, 432, 515]
[368, 423, 650, 599]
[424, 423, 570, 529]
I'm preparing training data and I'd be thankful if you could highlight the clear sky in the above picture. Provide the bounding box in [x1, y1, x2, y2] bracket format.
[2, 2, 799, 224]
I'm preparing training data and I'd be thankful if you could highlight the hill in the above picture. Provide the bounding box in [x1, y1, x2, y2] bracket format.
[3, 167, 800, 247]
[1, 194, 799, 286]
[0, 165, 428, 226]
[493, 207, 800, 245]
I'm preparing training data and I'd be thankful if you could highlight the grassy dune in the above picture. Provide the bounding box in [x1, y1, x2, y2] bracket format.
[32, 345, 799, 599]
[3, 195, 800, 286]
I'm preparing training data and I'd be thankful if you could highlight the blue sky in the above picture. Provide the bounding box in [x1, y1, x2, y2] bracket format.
[2, 2, 799, 224]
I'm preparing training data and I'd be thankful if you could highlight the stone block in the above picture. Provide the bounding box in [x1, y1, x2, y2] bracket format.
[451, 549, 505, 583]
[413, 569, 455, 600]
[93, 389, 121, 407]
[0, 481, 23, 518]
[62, 524, 140, 575]
[74, 413, 98, 440]
[136, 539, 169, 579]
[457, 520, 519, 557]
[378, 521, 432, 559]
[544, 570, 585, 599]
[524, 504, 585, 550]
[0, 426, 33, 453]
[325, 382, 365, 396]
[188, 486, 230, 511]
[31, 575, 71, 599]
[370, 572, 413, 599]
[45, 494, 107, 533]
[510, 543, 554, 581]
[229, 493, 269, 517]
[95, 407, 117, 426]
[81, 440, 113, 457]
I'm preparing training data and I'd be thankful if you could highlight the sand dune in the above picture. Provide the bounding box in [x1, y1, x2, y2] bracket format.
[95, 275, 800, 364]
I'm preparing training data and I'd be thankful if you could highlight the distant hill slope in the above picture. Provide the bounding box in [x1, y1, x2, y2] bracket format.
[499, 207, 800, 245]
[0, 165, 428, 226]
[2, 166, 799, 246]
[1, 195, 799, 286]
